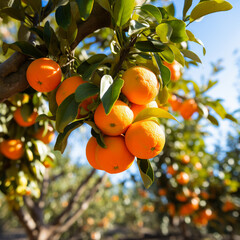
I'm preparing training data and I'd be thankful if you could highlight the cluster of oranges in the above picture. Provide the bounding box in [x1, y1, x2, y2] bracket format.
[168, 94, 198, 120]
[20, 58, 167, 174]
[86, 66, 166, 174]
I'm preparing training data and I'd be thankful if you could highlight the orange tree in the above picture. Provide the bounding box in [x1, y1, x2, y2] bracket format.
[0, 0, 238, 239]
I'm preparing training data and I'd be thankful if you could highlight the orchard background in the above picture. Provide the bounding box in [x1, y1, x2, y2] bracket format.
[0, 0, 239, 240]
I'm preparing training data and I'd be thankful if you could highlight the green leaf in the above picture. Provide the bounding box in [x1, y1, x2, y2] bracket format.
[157, 86, 169, 105]
[197, 103, 209, 118]
[18, 24, 30, 41]
[55, 2, 71, 30]
[156, 23, 173, 43]
[100, 75, 113, 99]
[101, 77, 124, 115]
[75, 83, 99, 103]
[0, 7, 25, 21]
[32, 140, 48, 161]
[29, 27, 44, 40]
[164, 3, 175, 17]
[135, 40, 165, 52]
[113, 0, 135, 27]
[159, 47, 174, 63]
[56, 94, 79, 133]
[36, 114, 55, 122]
[225, 114, 238, 123]
[75, 0, 94, 21]
[181, 49, 202, 63]
[186, 30, 206, 55]
[2, 41, 44, 58]
[54, 120, 83, 153]
[167, 20, 189, 43]
[133, 107, 178, 123]
[77, 54, 107, 80]
[47, 87, 58, 116]
[154, 53, 170, 87]
[20, 104, 33, 122]
[141, 4, 162, 23]
[24, 0, 42, 13]
[137, 158, 154, 189]
[91, 128, 107, 148]
[207, 114, 219, 126]
[183, 0, 192, 19]
[206, 100, 226, 119]
[168, 44, 185, 66]
[43, 21, 61, 57]
[128, 20, 149, 36]
[190, 0, 232, 23]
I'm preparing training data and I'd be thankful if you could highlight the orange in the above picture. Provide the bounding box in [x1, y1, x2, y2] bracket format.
[94, 100, 134, 136]
[200, 191, 209, 200]
[86, 137, 102, 170]
[111, 195, 119, 202]
[34, 125, 55, 144]
[168, 203, 175, 216]
[158, 189, 167, 196]
[181, 155, 190, 164]
[163, 60, 181, 82]
[0, 139, 24, 160]
[195, 162, 202, 170]
[122, 66, 159, 105]
[13, 108, 38, 127]
[179, 204, 194, 216]
[176, 193, 187, 202]
[95, 136, 135, 174]
[176, 172, 190, 185]
[200, 208, 213, 220]
[193, 215, 208, 226]
[167, 165, 177, 175]
[26, 58, 62, 92]
[179, 99, 198, 120]
[222, 200, 235, 212]
[138, 189, 148, 198]
[125, 120, 165, 159]
[168, 94, 182, 111]
[130, 101, 158, 119]
[190, 197, 200, 210]
[56, 76, 83, 106]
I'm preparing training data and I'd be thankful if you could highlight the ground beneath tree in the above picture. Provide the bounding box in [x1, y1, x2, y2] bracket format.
[0, 227, 239, 240]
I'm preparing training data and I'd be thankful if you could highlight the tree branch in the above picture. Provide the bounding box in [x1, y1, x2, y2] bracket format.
[52, 169, 96, 225]
[12, 206, 38, 240]
[0, 3, 111, 101]
[57, 173, 107, 233]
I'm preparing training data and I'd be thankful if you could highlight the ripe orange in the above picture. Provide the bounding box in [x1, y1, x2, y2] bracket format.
[26, 58, 62, 92]
[176, 172, 190, 185]
[34, 125, 55, 144]
[122, 66, 159, 105]
[181, 155, 190, 164]
[56, 76, 83, 106]
[195, 162, 202, 170]
[190, 197, 200, 210]
[179, 99, 198, 120]
[193, 215, 208, 226]
[95, 136, 135, 174]
[222, 200, 235, 212]
[168, 203, 175, 216]
[94, 100, 134, 136]
[167, 165, 177, 175]
[200, 208, 213, 220]
[163, 60, 181, 82]
[0, 139, 24, 160]
[125, 120, 165, 159]
[13, 108, 38, 127]
[111, 195, 119, 202]
[158, 189, 167, 196]
[86, 137, 102, 170]
[176, 193, 187, 202]
[179, 204, 194, 216]
[168, 94, 182, 111]
[130, 101, 158, 119]
[138, 189, 148, 198]
[200, 191, 209, 200]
